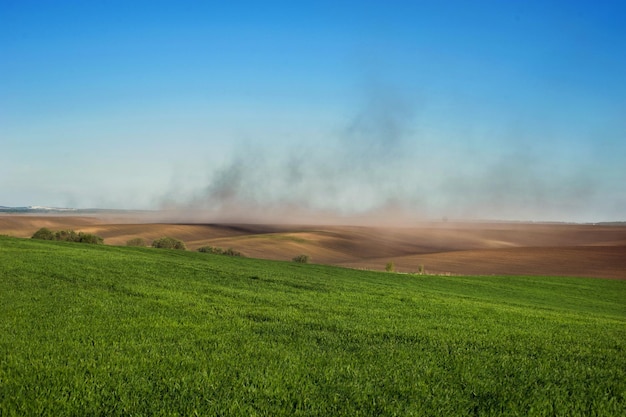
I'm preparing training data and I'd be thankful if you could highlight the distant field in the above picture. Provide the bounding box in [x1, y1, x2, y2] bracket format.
[1, 214, 625, 278]
[1, 236, 625, 416]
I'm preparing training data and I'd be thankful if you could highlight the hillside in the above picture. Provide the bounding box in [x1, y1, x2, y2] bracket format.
[1, 236, 625, 415]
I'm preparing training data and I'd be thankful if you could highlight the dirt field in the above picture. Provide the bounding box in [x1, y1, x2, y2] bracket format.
[2, 214, 625, 279]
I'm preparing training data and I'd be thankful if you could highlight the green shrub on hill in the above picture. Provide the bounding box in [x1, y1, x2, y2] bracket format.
[223, 248, 243, 257]
[31, 228, 103, 244]
[126, 238, 147, 247]
[54, 229, 80, 242]
[31, 227, 55, 240]
[77, 232, 104, 244]
[292, 254, 310, 264]
[197, 246, 244, 257]
[151, 236, 186, 250]
[197, 246, 224, 254]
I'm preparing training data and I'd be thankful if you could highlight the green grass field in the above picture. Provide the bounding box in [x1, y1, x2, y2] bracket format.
[1, 236, 625, 416]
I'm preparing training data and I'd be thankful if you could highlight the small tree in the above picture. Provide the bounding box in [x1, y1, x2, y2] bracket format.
[385, 261, 395, 272]
[292, 254, 310, 264]
[152, 236, 186, 250]
[32, 227, 55, 240]
[126, 237, 147, 247]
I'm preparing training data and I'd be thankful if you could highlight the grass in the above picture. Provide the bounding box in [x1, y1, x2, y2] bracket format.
[1, 235, 625, 416]
[223, 233, 309, 244]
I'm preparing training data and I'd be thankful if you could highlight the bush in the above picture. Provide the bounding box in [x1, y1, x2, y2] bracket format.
[223, 248, 243, 257]
[197, 246, 223, 254]
[385, 261, 395, 272]
[77, 232, 104, 244]
[32, 227, 55, 240]
[292, 254, 310, 264]
[31, 228, 103, 244]
[126, 238, 147, 247]
[197, 246, 244, 257]
[55, 230, 81, 242]
[152, 237, 186, 250]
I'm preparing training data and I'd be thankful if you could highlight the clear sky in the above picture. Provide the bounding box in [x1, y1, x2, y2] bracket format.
[1, 0, 625, 222]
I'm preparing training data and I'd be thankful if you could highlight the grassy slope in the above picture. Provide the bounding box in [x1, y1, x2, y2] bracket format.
[0, 236, 625, 416]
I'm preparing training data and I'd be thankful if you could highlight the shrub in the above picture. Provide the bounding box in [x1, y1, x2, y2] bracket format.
[126, 238, 147, 247]
[223, 248, 243, 257]
[197, 246, 223, 254]
[292, 254, 310, 264]
[385, 261, 395, 272]
[77, 232, 104, 244]
[55, 230, 80, 242]
[152, 237, 186, 250]
[197, 246, 243, 257]
[32, 228, 103, 244]
[32, 227, 55, 240]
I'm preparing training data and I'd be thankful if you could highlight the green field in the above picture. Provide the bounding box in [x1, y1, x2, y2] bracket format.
[1, 236, 625, 416]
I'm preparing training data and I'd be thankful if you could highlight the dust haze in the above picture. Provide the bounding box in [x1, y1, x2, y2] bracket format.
[158, 82, 619, 225]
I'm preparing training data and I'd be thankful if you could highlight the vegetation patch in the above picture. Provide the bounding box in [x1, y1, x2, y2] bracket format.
[126, 237, 147, 247]
[292, 254, 310, 264]
[232, 233, 308, 244]
[198, 246, 244, 257]
[1, 235, 625, 416]
[31, 227, 104, 244]
[151, 236, 186, 250]
[198, 245, 224, 254]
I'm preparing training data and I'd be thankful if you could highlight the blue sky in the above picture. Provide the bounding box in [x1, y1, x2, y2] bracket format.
[1, 0, 625, 222]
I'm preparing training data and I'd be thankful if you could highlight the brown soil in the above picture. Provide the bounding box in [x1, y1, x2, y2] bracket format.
[2, 214, 624, 279]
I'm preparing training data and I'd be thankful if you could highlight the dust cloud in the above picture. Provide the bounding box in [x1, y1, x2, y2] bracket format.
[157, 83, 619, 225]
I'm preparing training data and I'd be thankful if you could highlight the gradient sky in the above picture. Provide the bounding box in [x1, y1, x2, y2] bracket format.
[1, 0, 625, 222]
